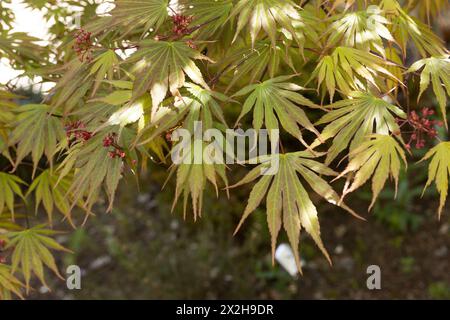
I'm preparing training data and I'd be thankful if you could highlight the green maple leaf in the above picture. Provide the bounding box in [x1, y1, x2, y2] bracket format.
[407, 55, 450, 128]
[230, 152, 360, 273]
[312, 91, 406, 164]
[229, 0, 301, 47]
[126, 40, 211, 117]
[9, 104, 67, 173]
[219, 41, 296, 92]
[182, 0, 233, 39]
[58, 131, 124, 214]
[6, 225, 71, 292]
[325, 5, 395, 57]
[0, 173, 26, 219]
[26, 169, 76, 227]
[0, 263, 24, 300]
[310, 47, 401, 101]
[381, 0, 447, 58]
[336, 134, 407, 210]
[419, 141, 450, 219]
[161, 84, 231, 219]
[233, 75, 321, 148]
[106, 0, 169, 33]
[89, 50, 119, 97]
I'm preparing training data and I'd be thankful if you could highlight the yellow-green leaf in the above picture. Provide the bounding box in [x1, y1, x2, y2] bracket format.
[336, 134, 407, 210]
[419, 141, 450, 218]
[6, 225, 70, 292]
[313, 91, 406, 164]
[407, 55, 450, 128]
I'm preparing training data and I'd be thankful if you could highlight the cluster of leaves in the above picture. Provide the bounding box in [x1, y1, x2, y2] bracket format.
[0, 0, 449, 298]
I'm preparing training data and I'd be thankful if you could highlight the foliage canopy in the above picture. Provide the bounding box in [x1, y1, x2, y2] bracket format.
[0, 0, 449, 299]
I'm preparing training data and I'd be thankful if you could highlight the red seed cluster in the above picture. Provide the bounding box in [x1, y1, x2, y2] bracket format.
[109, 150, 126, 159]
[185, 40, 197, 49]
[103, 133, 115, 147]
[103, 133, 126, 159]
[73, 29, 93, 63]
[172, 14, 193, 35]
[396, 107, 443, 150]
[65, 121, 92, 142]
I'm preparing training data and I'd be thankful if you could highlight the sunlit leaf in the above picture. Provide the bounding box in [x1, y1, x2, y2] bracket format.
[419, 141, 450, 218]
[229, 0, 301, 47]
[325, 5, 395, 57]
[336, 134, 407, 210]
[407, 55, 450, 128]
[312, 91, 406, 164]
[6, 225, 70, 292]
[310, 47, 401, 101]
[126, 40, 211, 117]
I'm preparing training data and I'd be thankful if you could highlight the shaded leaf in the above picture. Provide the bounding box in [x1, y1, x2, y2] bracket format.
[231, 152, 360, 273]
[233, 76, 320, 147]
[0, 173, 26, 219]
[9, 104, 67, 173]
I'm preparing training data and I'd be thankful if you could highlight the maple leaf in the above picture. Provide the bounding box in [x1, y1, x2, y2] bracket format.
[58, 131, 124, 214]
[325, 5, 395, 57]
[48, 59, 92, 113]
[182, 0, 233, 39]
[229, 0, 301, 47]
[89, 50, 119, 97]
[0, 173, 26, 219]
[218, 41, 296, 92]
[169, 155, 229, 220]
[381, 0, 447, 58]
[233, 76, 321, 148]
[407, 55, 450, 128]
[419, 141, 450, 219]
[26, 169, 76, 227]
[136, 82, 229, 145]
[230, 152, 360, 273]
[9, 104, 67, 173]
[0, 263, 24, 300]
[312, 91, 406, 164]
[336, 134, 407, 210]
[6, 225, 71, 292]
[310, 47, 402, 101]
[106, 0, 169, 33]
[160, 84, 231, 219]
[126, 40, 211, 118]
